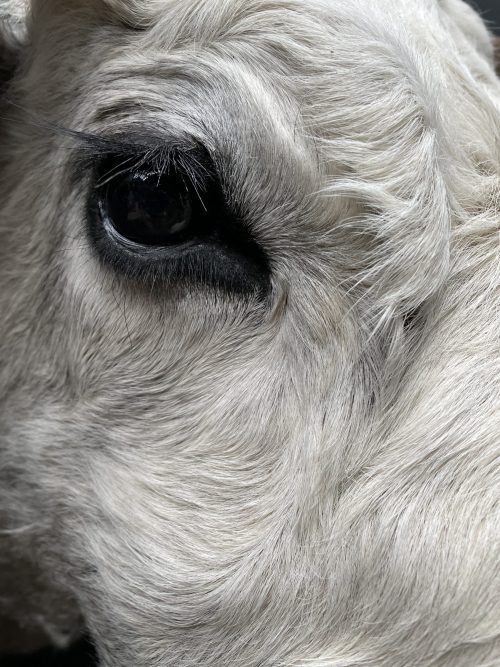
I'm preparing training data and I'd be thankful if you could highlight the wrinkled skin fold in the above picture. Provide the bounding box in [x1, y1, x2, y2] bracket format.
[0, 1, 499, 665]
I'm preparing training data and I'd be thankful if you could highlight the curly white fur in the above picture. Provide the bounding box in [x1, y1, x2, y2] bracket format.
[0, 0, 499, 665]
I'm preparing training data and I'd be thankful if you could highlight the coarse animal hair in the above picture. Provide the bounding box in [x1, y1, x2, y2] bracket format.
[0, 0, 499, 665]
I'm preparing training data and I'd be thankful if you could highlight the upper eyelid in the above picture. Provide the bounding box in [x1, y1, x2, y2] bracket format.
[66, 132, 215, 187]
[94, 155, 144, 187]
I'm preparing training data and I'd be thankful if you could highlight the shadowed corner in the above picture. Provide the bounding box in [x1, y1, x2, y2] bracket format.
[496, 37, 500, 75]
[0, 638, 98, 666]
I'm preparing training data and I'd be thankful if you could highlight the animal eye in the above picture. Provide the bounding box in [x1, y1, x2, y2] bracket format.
[101, 169, 195, 247]
[87, 148, 270, 297]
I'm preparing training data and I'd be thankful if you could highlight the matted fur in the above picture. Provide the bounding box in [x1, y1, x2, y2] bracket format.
[0, 0, 499, 665]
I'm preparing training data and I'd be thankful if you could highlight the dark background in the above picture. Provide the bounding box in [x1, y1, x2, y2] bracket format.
[1, 640, 97, 666]
[1, 1, 499, 666]
[472, 0, 500, 33]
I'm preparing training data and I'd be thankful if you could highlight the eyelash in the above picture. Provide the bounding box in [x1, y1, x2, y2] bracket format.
[81, 138, 271, 298]
[70, 131, 211, 186]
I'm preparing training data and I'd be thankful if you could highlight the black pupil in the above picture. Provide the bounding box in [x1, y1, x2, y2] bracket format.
[90, 149, 271, 295]
[102, 169, 196, 247]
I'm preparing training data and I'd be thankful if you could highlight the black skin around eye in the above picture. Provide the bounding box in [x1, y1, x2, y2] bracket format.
[87, 145, 271, 298]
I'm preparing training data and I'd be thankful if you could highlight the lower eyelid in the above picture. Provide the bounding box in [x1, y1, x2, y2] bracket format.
[87, 153, 271, 297]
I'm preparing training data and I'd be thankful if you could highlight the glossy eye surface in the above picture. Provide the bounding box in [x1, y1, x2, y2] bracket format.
[87, 146, 270, 296]
[100, 167, 197, 248]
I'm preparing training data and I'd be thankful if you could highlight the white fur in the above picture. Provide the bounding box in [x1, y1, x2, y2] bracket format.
[0, 0, 499, 665]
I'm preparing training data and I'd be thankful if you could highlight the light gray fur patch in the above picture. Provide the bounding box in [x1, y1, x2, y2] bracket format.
[0, 0, 499, 665]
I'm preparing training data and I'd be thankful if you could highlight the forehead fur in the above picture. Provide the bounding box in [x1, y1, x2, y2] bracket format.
[27, 0, 497, 74]
[28, 0, 180, 28]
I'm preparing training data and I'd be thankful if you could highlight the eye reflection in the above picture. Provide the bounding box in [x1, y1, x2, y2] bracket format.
[99, 168, 198, 247]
